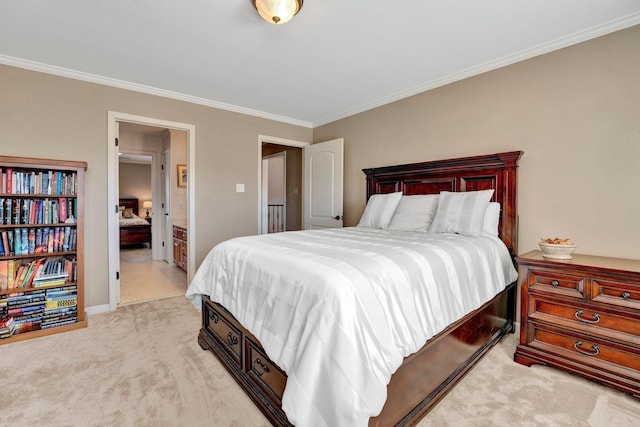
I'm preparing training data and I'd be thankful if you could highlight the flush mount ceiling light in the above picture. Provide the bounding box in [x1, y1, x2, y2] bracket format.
[251, 0, 303, 25]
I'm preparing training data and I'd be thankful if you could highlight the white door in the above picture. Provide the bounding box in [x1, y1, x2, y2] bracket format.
[303, 138, 344, 229]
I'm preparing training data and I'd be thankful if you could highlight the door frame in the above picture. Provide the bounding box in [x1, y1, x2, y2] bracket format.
[107, 111, 196, 311]
[257, 135, 309, 234]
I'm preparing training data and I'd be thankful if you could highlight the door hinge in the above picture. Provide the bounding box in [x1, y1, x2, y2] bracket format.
[115, 137, 119, 147]
[115, 205, 119, 213]
[116, 271, 120, 280]
[161, 164, 164, 170]
[162, 241, 165, 247]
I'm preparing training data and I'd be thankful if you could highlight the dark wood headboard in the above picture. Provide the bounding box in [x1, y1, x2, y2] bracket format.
[363, 151, 523, 256]
[119, 198, 139, 216]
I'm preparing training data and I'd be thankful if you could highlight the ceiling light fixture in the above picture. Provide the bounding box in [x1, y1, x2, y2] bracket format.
[251, 0, 303, 25]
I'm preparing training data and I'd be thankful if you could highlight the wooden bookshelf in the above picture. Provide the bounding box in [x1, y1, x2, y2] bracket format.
[0, 155, 87, 344]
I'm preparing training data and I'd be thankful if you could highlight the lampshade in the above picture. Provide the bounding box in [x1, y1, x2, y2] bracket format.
[142, 201, 152, 209]
[251, 0, 303, 25]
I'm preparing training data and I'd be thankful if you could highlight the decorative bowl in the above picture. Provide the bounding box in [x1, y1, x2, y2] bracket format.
[539, 242, 577, 260]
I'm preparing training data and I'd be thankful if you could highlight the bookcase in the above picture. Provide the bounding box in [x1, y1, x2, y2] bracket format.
[0, 155, 87, 344]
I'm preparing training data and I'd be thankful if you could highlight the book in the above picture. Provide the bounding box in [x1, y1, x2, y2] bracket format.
[59, 197, 67, 222]
[47, 227, 54, 253]
[35, 228, 43, 254]
[0, 197, 4, 225]
[0, 259, 21, 289]
[5, 230, 13, 256]
[63, 226, 71, 251]
[0, 315, 15, 327]
[53, 227, 60, 252]
[21, 198, 29, 224]
[7, 259, 20, 288]
[4, 198, 11, 225]
[20, 228, 28, 255]
[13, 228, 21, 255]
[0, 260, 8, 290]
[28, 228, 36, 254]
[5, 168, 12, 194]
[12, 198, 20, 224]
[58, 227, 65, 252]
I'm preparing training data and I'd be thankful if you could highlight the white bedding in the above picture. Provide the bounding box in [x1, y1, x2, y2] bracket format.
[186, 227, 517, 427]
[119, 216, 149, 226]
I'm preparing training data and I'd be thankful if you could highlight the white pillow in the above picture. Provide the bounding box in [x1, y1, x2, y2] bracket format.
[357, 192, 403, 229]
[428, 189, 494, 236]
[482, 202, 500, 237]
[388, 194, 439, 232]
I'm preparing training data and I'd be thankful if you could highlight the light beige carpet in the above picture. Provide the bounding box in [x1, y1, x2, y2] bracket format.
[1, 296, 638, 427]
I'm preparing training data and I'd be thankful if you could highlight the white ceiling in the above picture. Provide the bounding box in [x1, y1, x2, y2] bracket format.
[1, 1, 639, 128]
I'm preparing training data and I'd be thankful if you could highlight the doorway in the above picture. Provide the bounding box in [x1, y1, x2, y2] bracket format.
[117, 123, 188, 305]
[258, 135, 308, 234]
[107, 112, 195, 311]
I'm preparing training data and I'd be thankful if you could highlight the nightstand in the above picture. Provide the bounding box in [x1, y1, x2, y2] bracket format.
[514, 250, 640, 396]
[145, 216, 152, 225]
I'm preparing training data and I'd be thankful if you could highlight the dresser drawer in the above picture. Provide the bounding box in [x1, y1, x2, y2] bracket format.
[592, 278, 640, 311]
[245, 338, 287, 403]
[203, 302, 242, 366]
[527, 269, 586, 299]
[529, 296, 640, 344]
[527, 322, 640, 371]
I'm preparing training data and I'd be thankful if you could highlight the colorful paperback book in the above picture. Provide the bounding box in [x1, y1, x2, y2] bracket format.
[21, 228, 28, 255]
[13, 228, 21, 255]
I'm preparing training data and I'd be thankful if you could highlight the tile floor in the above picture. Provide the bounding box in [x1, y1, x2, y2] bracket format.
[119, 248, 187, 305]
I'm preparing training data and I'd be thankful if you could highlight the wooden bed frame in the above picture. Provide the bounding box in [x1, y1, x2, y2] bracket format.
[197, 151, 523, 426]
[119, 198, 152, 248]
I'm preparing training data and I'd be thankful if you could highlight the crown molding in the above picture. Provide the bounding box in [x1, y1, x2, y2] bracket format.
[312, 12, 640, 127]
[1, 11, 638, 130]
[0, 54, 313, 129]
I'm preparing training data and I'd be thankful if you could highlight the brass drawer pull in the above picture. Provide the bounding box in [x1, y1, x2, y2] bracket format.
[210, 312, 220, 324]
[550, 280, 559, 287]
[254, 357, 270, 377]
[574, 341, 599, 357]
[226, 332, 238, 346]
[574, 310, 600, 324]
[621, 292, 631, 300]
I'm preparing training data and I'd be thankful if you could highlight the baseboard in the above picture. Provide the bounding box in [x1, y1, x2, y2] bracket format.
[85, 304, 110, 315]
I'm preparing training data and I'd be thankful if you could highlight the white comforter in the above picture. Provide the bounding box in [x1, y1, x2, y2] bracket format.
[186, 227, 517, 427]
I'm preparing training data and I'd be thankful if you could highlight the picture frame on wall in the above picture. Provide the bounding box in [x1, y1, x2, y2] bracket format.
[177, 164, 187, 188]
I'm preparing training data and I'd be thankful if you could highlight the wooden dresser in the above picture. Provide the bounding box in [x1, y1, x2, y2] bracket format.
[514, 250, 640, 396]
[172, 224, 187, 272]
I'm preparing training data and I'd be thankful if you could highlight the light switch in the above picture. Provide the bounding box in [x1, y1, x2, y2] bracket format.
[236, 184, 245, 193]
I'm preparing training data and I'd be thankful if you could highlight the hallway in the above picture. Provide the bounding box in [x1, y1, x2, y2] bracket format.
[119, 248, 187, 305]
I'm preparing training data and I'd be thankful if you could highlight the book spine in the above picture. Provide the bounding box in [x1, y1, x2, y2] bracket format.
[6, 168, 12, 194]
[13, 228, 21, 256]
[59, 197, 67, 222]
[0, 260, 8, 290]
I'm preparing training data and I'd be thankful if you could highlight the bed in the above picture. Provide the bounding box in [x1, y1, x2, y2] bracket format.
[187, 151, 523, 426]
[119, 198, 152, 248]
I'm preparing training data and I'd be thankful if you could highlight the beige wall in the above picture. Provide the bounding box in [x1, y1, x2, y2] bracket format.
[1, 25, 638, 309]
[168, 129, 188, 221]
[119, 162, 152, 210]
[315, 25, 640, 260]
[0, 64, 312, 308]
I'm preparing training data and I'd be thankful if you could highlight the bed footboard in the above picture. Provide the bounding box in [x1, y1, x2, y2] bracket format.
[198, 281, 516, 427]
